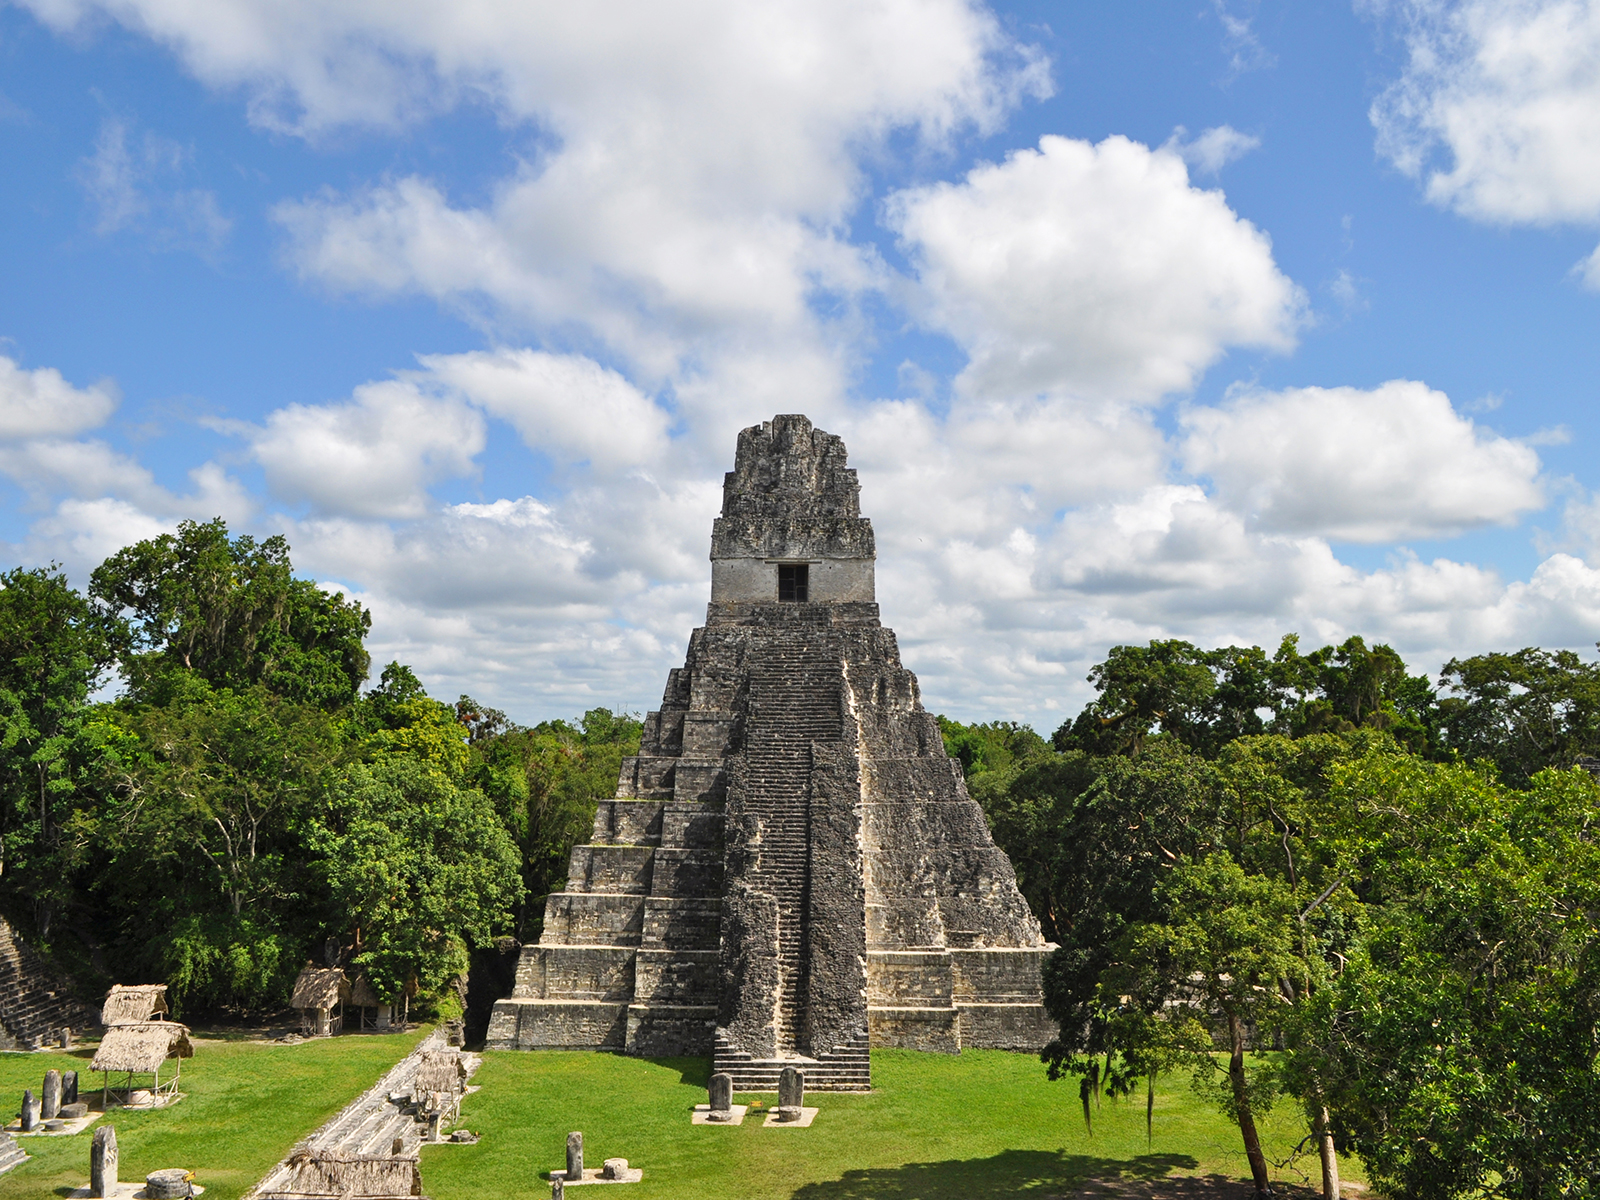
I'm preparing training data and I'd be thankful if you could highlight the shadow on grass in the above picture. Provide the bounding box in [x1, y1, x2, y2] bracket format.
[790, 1150, 1208, 1200]
[644, 1056, 712, 1089]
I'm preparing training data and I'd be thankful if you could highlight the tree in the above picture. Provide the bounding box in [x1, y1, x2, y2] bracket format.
[1053, 640, 1219, 757]
[348, 662, 471, 778]
[936, 717, 1049, 778]
[90, 518, 370, 708]
[1096, 854, 1304, 1195]
[1054, 635, 1439, 760]
[0, 566, 119, 940]
[316, 757, 523, 1004]
[1297, 753, 1600, 1198]
[1038, 742, 1223, 1059]
[91, 680, 340, 1010]
[1435, 647, 1600, 786]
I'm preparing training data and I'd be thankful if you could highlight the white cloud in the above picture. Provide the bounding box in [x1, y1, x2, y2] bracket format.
[1371, 0, 1600, 226]
[0, 357, 118, 439]
[1180, 380, 1545, 542]
[76, 115, 231, 255]
[38, 0, 1047, 419]
[418, 349, 670, 473]
[21, 0, 1045, 141]
[245, 379, 485, 519]
[1573, 240, 1600, 290]
[885, 134, 1304, 403]
[1212, 0, 1275, 75]
[1164, 124, 1262, 174]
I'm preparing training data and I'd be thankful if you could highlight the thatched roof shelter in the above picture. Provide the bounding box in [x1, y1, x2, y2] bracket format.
[348, 975, 385, 1009]
[100, 983, 169, 1027]
[264, 1150, 423, 1199]
[90, 1022, 193, 1074]
[414, 1050, 466, 1095]
[290, 966, 348, 1011]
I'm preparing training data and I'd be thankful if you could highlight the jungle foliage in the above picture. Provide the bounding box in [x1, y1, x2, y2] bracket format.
[0, 520, 638, 1018]
[942, 634, 1600, 1200]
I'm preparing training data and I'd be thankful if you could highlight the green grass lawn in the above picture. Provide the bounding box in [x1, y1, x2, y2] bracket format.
[0, 1030, 422, 1200]
[424, 1050, 1366, 1199]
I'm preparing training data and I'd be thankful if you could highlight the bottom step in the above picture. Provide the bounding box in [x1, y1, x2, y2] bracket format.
[713, 1032, 871, 1091]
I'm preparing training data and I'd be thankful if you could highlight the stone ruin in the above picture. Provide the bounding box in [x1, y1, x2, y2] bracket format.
[489, 414, 1056, 1088]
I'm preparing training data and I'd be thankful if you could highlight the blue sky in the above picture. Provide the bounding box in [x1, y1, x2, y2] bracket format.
[2, 0, 1600, 728]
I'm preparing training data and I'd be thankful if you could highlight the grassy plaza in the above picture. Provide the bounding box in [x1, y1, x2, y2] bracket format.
[0, 1031, 423, 1200]
[0, 1033, 1363, 1198]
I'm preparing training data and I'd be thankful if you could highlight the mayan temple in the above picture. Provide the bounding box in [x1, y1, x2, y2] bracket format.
[487, 414, 1055, 1089]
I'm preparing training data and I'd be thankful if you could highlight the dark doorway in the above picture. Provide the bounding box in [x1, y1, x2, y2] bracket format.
[778, 563, 809, 602]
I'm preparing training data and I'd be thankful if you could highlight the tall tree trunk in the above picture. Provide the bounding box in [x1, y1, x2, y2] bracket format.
[1315, 1103, 1340, 1199]
[1228, 1010, 1273, 1195]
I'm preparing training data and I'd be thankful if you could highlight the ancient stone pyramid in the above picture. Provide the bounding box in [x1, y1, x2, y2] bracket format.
[488, 415, 1055, 1088]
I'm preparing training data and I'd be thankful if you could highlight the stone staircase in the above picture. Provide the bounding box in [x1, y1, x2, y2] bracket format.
[0, 917, 96, 1050]
[711, 1030, 871, 1092]
[0, 1131, 27, 1177]
[745, 634, 843, 1055]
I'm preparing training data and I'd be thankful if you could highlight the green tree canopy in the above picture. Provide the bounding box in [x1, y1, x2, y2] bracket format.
[90, 518, 370, 708]
[315, 757, 523, 1002]
[0, 565, 120, 939]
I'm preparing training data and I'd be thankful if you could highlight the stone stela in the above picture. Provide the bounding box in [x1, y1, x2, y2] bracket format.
[489, 415, 1058, 1089]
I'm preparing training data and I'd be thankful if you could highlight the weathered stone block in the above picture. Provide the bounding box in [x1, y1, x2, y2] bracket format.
[955, 1002, 1058, 1051]
[567, 845, 654, 895]
[649, 848, 721, 897]
[670, 761, 727, 805]
[866, 951, 954, 1006]
[868, 1006, 961, 1053]
[537, 946, 636, 1001]
[497, 1000, 627, 1049]
[659, 799, 724, 847]
[537, 893, 645, 948]
[950, 947, 1052, 1002]
[641, 898, 721, 950]
[681, 712, 737, 757]
[633, 949, 718, 1004]
[591, 800, 664, 846]
[624, 1004, 715, 1055]
[616, 755, 677, 800]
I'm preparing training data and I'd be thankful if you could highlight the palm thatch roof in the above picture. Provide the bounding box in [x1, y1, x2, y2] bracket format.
[348, 975, 385, 1009]
[263, 1150, 423, 1199]
[413, 1050, 466, 1094]
[290, 966, 348, 1011]
[100, 983, 169, 1027]
[90, 1022, 193, 1074]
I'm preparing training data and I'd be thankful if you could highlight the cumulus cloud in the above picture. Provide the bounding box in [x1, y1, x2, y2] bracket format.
[1180, 380, 1545, 542]
[418, 349, 671, 473]
[0, 356, 118, 439]
[1371, 0, 1600, 238]
[885, 134, 1304, 403]
[43, 0, 1047, 413]
[244, 379, 484, 519]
